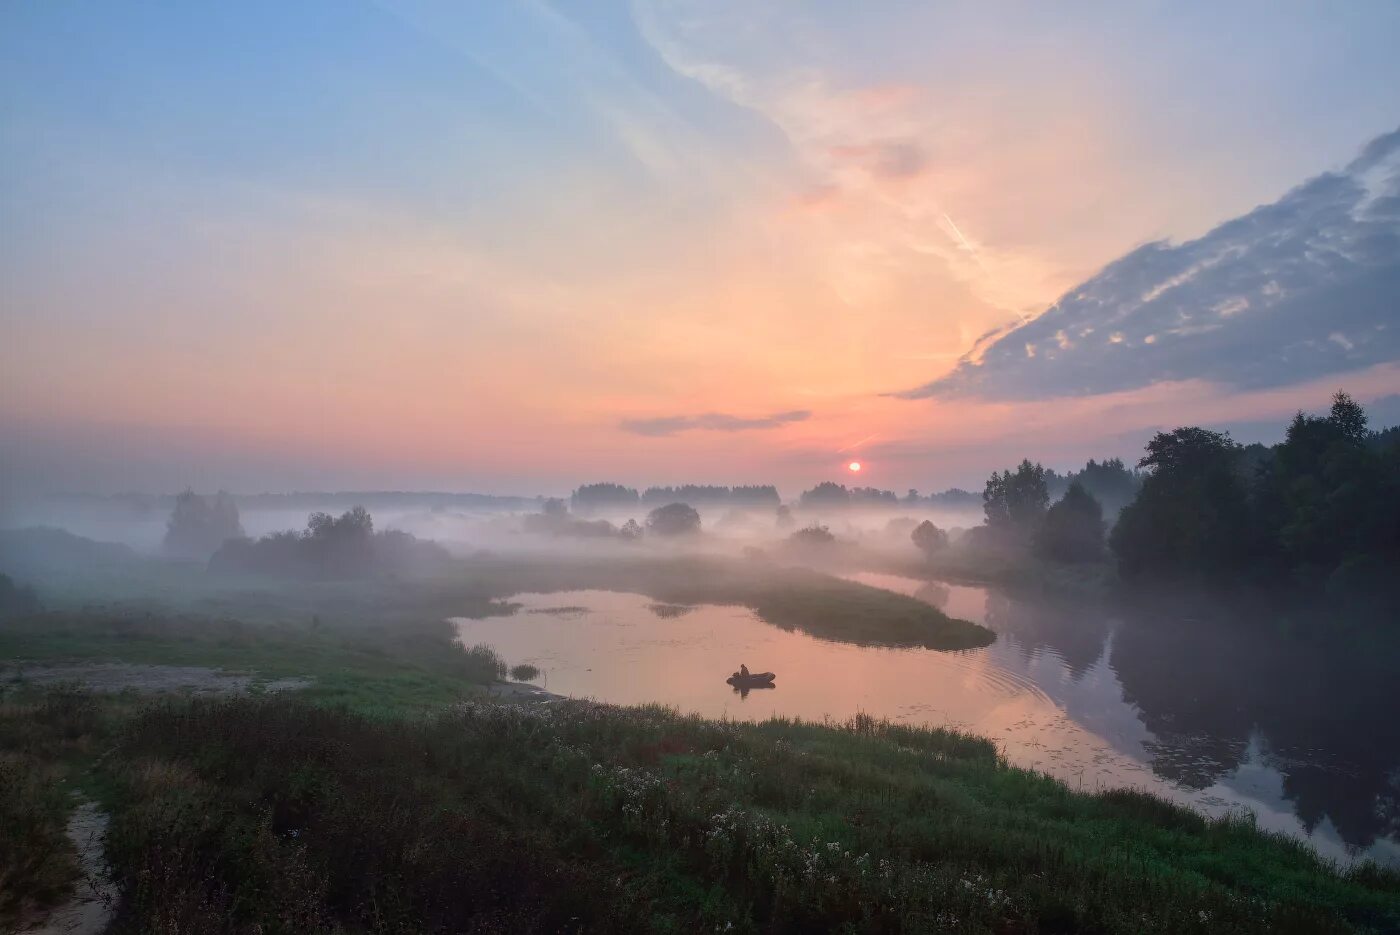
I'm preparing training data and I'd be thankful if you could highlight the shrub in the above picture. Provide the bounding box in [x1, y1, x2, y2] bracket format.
[509, 663, 541, 682]
[788, 524, 835, 546]
[910, 519, 949, 557]
[645, 503, 701, 537]
[210, 508, 452, 579]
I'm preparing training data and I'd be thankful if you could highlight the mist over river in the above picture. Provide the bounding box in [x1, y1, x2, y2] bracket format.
[458, 574, 1400, 868]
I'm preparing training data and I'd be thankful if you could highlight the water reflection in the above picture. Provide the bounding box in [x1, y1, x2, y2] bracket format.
[456, 579, 1400, 867]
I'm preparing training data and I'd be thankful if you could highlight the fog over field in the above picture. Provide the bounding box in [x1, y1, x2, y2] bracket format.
[4, 3, 1400, 932]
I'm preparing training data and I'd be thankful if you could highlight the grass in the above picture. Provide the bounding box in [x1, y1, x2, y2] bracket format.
[11, 546, 995, 651]
[4, 544, 1395, 930]
[0, 686, 134, 930]
[5, 691, 1396, 933]
[0, 610, 509, 714]
[510, 663, 542, 681]
[451, 553, 995, 650]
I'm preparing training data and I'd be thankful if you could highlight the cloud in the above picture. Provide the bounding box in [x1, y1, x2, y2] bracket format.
[901, 127, 1400, 401]
[621, 409, 811, 436]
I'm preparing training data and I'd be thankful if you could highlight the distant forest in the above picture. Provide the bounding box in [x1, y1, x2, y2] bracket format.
[568, 482, 986, 514]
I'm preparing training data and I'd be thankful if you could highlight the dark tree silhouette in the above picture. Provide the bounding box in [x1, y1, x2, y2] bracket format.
[645, 502, 701, 536]
[788, 524, 836, 546]
[640, 485, 780, 508]
[164, 489, 244, 559]
[211, 507, 450, 578]
[910, 519, 949, 558]
[1035, 482, 1105, 563]
[570, 483, 640, 515]
[1110, 427, 1251, 580]
[983, 460, 1049, 535]
[0, 572, 41, 617]
[798, 482, 850, 509]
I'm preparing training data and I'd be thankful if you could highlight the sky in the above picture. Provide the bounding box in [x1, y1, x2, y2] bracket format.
[3, 1, 1400, 498]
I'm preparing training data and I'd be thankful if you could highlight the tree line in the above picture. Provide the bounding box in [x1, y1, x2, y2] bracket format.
[964, 391, 1398, 610]
[569, 482, 987, 514]
[1111, 392, 1398, 601]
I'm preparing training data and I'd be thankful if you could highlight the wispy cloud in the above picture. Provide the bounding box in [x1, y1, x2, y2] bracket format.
[902, 127, 1400, 401]
[621, 410, 811, 436]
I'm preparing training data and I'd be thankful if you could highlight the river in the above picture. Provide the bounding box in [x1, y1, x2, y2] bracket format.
[455, 573, 1400, 868]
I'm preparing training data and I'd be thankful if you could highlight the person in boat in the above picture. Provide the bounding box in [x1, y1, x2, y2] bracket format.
[739, 664, 750, 678]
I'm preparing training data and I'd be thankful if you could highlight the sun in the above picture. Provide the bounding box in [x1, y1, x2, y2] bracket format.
[847, 461, 862, 473]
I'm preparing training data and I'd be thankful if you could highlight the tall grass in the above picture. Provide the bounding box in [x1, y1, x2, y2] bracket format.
[88, 695, 1400, 933]
[0, 687, 114, 928]
[1, 611, 509, 713]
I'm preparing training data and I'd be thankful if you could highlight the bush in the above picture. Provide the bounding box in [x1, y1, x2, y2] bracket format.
[461, 644, 508, 681]
[788, 524, 835, 546]
[910, 520, 949, 557]
[210, 508, 453, 579]
[509, 663, 541, 682]
[645, 503, 701, 537]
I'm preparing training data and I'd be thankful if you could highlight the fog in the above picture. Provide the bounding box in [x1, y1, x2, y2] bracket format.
[0, 487, 984, 572]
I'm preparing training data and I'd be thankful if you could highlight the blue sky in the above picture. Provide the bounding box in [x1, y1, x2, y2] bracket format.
[3, 1, 1399, 495]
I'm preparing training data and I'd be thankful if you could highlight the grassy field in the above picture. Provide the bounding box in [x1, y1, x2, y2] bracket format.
[3, 543, 1397, 931]
[5, 537, 995, 651]
[0, 610, 511, 713]
[3, 685, 1397, 934]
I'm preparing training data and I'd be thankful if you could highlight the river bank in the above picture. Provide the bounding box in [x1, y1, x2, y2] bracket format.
[4, 680, 1397, 934]
[4, 553, 1399, 931]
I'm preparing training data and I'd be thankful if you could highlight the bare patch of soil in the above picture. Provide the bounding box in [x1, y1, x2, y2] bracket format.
[481, 680, 564, 703]
[1, 663, 311, 696]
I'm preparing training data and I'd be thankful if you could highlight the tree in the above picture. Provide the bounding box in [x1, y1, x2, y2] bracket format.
[1259, 390, 1384, 579]
[983, 460, 1049, 535]
[620, 519, 643, 540]
[210, 507, 451, 578]
[798, 482, 850, 509]
[775, 504, 794, 530]
[646, 502, 701, 537]
[788, 524, 836, 546]
[910, 520, 949, 558]
[850, 487, 899, 507]
[570, 483, 640, 515]
[0, 572, 41, 617]
[1035, 482, 1105, 563]
[1329, 390, 1368, 446]
[1110, 427, 1250, 580]
[304, 506, 375, 575]
[164, 489, 244, 559]
[1066, 458, 1141, 518]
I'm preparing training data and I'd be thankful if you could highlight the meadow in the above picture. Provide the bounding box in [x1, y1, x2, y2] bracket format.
[2, 583, 1398, 932]
[4, 679, 1398, 934]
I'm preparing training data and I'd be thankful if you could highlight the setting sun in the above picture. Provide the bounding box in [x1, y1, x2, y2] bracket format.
[848, 461, 862, 473]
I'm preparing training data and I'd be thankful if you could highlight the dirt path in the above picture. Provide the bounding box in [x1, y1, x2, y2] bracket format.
[23, 799, 116, 935]
[1, 662, 311, 695]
